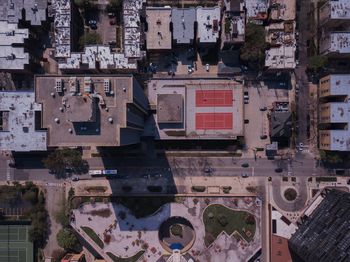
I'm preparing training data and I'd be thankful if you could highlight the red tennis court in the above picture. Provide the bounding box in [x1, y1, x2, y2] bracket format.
[196, 90, 233, 107]
[196, 113, 233, 130]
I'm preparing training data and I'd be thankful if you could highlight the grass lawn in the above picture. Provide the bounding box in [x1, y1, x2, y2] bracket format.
[203, 204, 256, 246]
[81, 226, 104, 249]
[107, 250, 145, 262]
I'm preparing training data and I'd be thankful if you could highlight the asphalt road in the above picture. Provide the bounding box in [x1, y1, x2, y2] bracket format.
[0, 153, 326, 182]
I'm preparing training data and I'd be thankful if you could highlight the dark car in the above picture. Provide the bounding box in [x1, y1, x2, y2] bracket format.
[109, 19, 116, 25]
[275, 168, 283, 173]
[241, 163, 249, 168]
[8, 162, 16, 168]
[260, 107, 267, 111]
[260, 135, 268, 140]
[244, 119, 249, 124]
[241, 173, 249, 178]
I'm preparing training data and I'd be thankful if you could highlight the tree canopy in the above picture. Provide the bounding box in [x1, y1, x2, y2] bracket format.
[240, 22, 268, 70]
[308, 55, 328, 72]
[57, 229, 79, 251]
[43, 148, 88, 176]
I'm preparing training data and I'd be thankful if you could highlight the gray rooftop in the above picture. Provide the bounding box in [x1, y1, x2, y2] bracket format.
[289, 189, 350, 262]
[270, 111, 292, 138]
[0, 0, 47, 25]
[35, 75, 147, 147]
[157, 94, 183, 124]
[171, 8, 196, 44]
[0, 21, 29, 70]
[0, 91, 47, 151]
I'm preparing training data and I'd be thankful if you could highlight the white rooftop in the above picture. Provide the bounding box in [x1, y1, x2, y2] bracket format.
[52, 0, 71, 58]
[0, 21, 29, 70]
[244, 0, 268, 18]
[196, 7, 221, 43]
[321, 32, 350, 54]
[328, 74, 350, 95]
[0, 91, 47, 151]
[271, 209, 297, 239]
[330, 0, 350, 19]
[328, 102, 349, 123]
[265, 45, 296, 69]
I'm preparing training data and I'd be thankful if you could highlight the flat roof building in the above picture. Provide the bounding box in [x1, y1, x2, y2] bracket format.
[146, 78, 244, 140]
[270, 0, 296, 21]
[0, 91, 47, 151]
[319, 0, 350, 28]
[265, 22, 296, 70]
[196, 7, 221, 44]
[172, 8, 196, 45]
[145, 7, 172, 50]
[320, 32, 350, 56]
[0, 0, 47, 25]
[289, 189, 350, 262]
[56, 0, 145, 70]
[319, 74, 350, 151]
[35, 75, 148, 148]
[244, 0, 268, 19]
[0, 21, 29, 70]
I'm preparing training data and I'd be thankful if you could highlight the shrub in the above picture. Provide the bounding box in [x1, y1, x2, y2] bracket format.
[284, 188, 297, 201]
[170, 224, 183, 237]
[245, 214, 256, 225]
[217, 214, 228, 227]
[191, 186, 206, 192]
[57, 229, 79, 251]
[222, 186, 232, 194]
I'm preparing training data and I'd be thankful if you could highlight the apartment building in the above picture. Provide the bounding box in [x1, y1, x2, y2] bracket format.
[319, 74, 350, 151]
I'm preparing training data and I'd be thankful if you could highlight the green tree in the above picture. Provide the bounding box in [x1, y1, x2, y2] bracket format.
[74, 0, 91, 9]
[78, 32, 102, 49]
[57, 229, 79, 251]
[23, 190, 38, 204]
[308, 55, 328, 72]
[240, 22, 268, 70]
[107, 0, 122, 13]
[43, 148, 88, 176]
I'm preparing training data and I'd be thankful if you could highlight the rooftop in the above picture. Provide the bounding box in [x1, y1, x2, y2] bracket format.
[270, 111, 292, 138]
[265, 22, 296, 69]
[0, 21, 29, 70]
[35, 75, 145, 147]
[52, 0, 71, 58]
[146, 78, 244, 140]
[244, 0, 268, 18]
[146, 7, 172, 50]
[270, 0, 296, 21]
[289, 190, 350, 262]
[196, 7, 221, 44]
[58, 45, 138, 70]
[320, 32, 350, 55]
[320, 0, 350, 21]
[0, 0, 46, 25]
[0, 91, 47, 151]
[322, 74, 350, 96]
[171, 8, 196, 44]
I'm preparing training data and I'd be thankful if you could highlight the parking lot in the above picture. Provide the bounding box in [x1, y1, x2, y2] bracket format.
[244, 83, 290, 152]
[150, 47, 219, 77]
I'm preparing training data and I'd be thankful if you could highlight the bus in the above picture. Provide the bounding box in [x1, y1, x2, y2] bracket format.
[89, 169, 118, 178]
[89, 170, 103, 177]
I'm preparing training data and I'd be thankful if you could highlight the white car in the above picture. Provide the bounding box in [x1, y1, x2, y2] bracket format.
[205, 64, 210, 72]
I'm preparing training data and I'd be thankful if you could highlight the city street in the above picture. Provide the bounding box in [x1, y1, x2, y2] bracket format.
[0, 153, 326, 182]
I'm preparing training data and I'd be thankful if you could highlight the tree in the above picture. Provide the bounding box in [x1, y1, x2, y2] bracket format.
[308, 55, 328, 72]
[78, 32, 102, 49]
[23, 190, 38, 204]
[74, 0, 91, 9]
[240, 22, 268, 70]
[43, 148, 88, 176]
[107, 0, 122, 13]
[57, 229, 79, 251]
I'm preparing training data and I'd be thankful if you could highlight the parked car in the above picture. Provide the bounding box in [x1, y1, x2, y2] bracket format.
[241, 163, 249, 168]
[244, 119, 249, 124]
[88, 20, 97, 30]
[72, 176, 79, 181]
[260, 135, 268, 139]
[260, 107, 267, 111]
[205, 64, 210, 72]
[241, 173, 249, 178]
[275, 168, 283, 173]
[108, 13, 116, 18]
[109, 19, 116, 25]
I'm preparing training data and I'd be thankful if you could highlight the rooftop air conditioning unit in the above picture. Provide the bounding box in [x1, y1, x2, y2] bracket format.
[55, 78, 63, 93]
[104, 79, 111, 93]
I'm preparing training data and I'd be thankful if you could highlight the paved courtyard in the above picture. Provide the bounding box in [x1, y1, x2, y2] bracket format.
[72, 196, 261, 262]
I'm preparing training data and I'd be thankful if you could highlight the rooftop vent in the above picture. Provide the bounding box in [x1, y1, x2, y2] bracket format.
[104, 79, 111, 93]
[55, 79, 63, 93]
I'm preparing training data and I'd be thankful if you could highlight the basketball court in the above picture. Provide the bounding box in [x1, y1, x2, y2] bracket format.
[195, 90, 233, 107]
[195, 113, 233, 130]
[0, 225, 33, 262]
